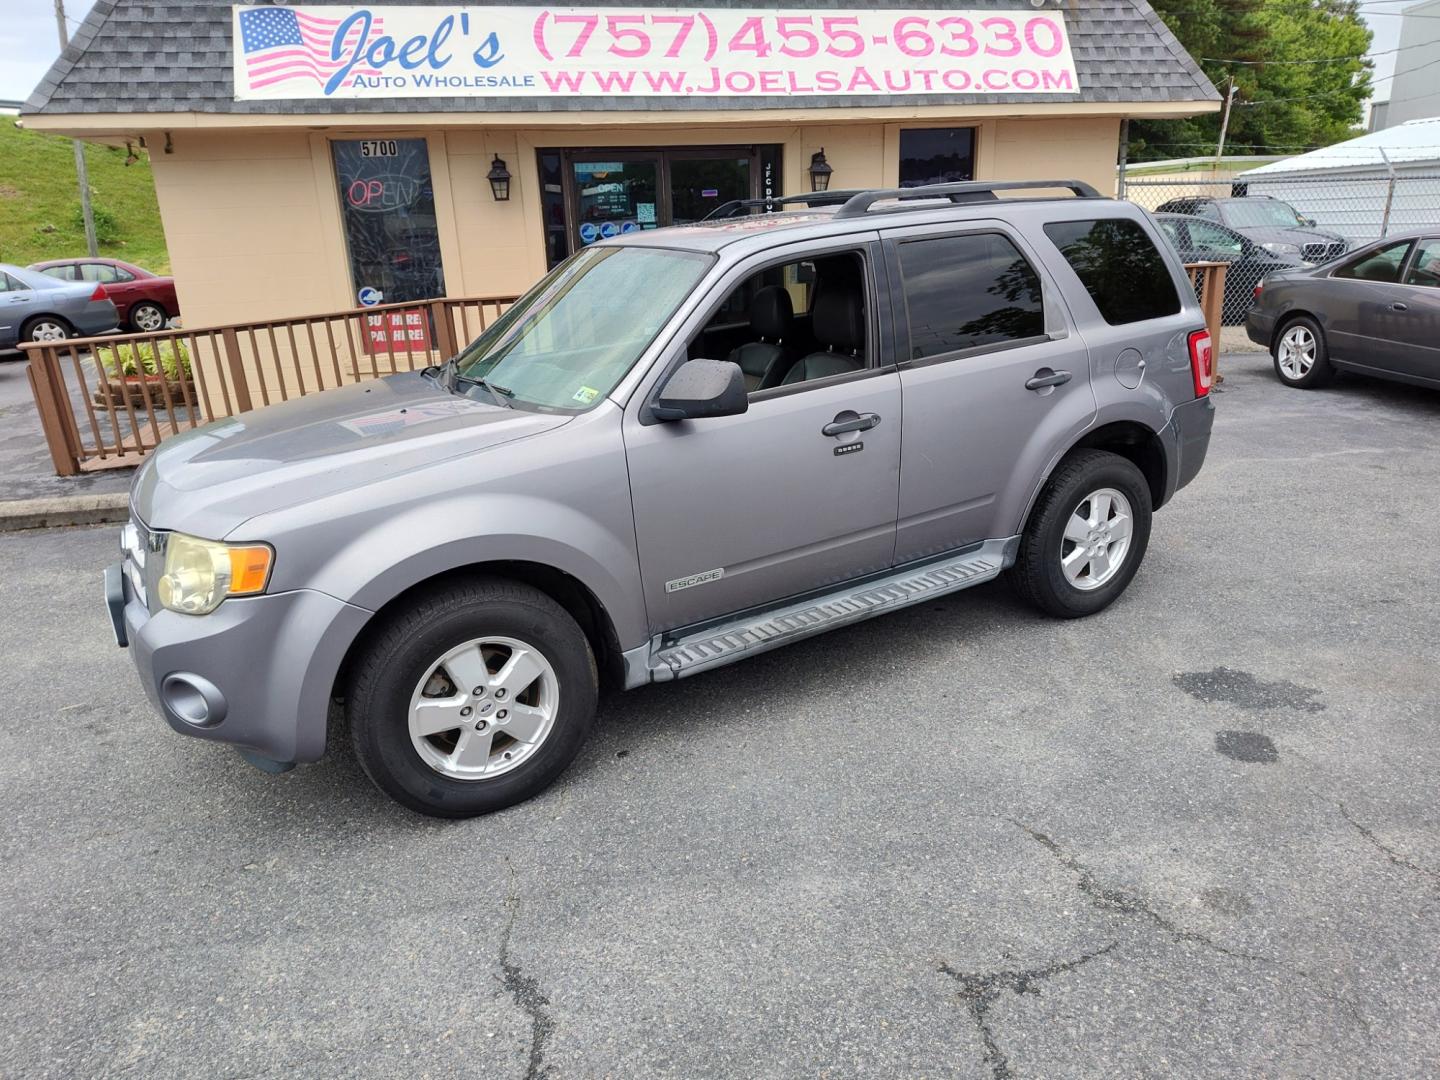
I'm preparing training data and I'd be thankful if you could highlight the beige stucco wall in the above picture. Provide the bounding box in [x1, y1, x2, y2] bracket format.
[145, 113, 1123, 329]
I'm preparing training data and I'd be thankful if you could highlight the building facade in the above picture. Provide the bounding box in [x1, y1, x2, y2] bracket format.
[23, 0, 1218, 328]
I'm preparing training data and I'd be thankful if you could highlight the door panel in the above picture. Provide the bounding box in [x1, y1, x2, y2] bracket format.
[1392, 239, 1440, 383]
[625, 374, 902, 633]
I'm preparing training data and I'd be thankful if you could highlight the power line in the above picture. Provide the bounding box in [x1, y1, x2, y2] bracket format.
[1234, 54, 1440, 106]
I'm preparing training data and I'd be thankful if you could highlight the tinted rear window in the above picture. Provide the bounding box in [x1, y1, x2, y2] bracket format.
[1045, 219, 1181, 325]
[897, 232, 1044, 359]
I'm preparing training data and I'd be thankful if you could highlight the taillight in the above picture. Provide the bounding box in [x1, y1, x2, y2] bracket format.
[1253, 281, 1264, 301]
[1188, 329, 1214, 397]
[90, 284, 109, 302]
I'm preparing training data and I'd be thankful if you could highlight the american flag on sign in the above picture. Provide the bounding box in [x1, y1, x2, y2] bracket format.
[238, 7, 385, 92]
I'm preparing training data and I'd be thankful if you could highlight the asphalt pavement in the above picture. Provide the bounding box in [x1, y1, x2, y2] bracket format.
[2, 351, 1438, 1079]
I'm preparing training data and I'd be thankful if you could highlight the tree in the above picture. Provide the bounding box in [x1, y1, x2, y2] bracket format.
[1129, 0, 1373, 161]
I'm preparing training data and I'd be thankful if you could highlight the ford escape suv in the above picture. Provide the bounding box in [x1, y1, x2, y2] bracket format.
[106, 180, 1216, 818]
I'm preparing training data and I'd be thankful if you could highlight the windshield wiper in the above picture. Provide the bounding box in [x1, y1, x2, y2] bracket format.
[448, 361, 514, 407]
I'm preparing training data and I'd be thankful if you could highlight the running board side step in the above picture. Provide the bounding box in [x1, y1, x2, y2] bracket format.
[640, 537, 1019, 684]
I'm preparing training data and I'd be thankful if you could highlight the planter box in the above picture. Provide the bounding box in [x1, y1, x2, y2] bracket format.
[93, 377, 197, 411]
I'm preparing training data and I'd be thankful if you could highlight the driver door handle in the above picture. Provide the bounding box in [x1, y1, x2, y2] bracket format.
[1391, 302, 1409, 312]
[822, 411, 881, 437]
[1025, 368, 1072, 391]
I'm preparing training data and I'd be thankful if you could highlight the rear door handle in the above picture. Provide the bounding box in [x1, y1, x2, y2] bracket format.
[822, 411, 881, 437]
[1391, 302, 1409, 312]
[1025, 368, 1072, 391]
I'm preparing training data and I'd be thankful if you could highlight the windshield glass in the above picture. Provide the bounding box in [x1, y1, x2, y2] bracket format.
[1219, 200, 1303, 229]
[453, 245, 712, 410]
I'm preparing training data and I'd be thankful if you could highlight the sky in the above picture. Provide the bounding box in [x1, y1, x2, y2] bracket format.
[0, 0, 1416, 108]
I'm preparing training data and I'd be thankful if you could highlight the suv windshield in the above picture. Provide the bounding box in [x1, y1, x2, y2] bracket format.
[1219, 200, 1304, 230]
[452, 245, 712, 411]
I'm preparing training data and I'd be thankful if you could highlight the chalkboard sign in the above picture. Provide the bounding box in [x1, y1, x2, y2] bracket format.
[333, 138, 446, 308]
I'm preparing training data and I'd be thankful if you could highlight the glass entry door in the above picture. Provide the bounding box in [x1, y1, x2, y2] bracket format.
[560, 147, 765, 253]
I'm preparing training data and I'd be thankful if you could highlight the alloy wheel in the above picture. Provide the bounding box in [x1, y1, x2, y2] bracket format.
[407, 636, 559, 781]
[1060, 487, 1134, 591]
[133, 305, 166, 332]
[29, 321, 68, 342]
[1277, 325, 1316, 380]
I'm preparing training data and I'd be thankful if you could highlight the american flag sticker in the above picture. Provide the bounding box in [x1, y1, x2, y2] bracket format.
[236, 7, 385, 94]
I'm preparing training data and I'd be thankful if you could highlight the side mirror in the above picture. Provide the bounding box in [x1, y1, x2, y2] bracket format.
[1300, 215, 1317, 227]
[652, 359, 748, 422]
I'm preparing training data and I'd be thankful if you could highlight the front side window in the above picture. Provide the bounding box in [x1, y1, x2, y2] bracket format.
[1336, 240, 1414, 284]
[454, 245, 711, 411]
[1404, 239, 1440, 288]
[1187, 221, 1246, 257]
[1045, 218, 1182, 325]
[333, 138, 446, 306]
[899, 128, 976, 188]
[898, 233, 1044, 360]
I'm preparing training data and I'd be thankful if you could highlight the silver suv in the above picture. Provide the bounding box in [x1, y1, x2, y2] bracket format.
[105, 180, 1216, 817]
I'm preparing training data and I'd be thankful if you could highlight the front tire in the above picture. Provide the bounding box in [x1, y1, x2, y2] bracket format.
[1010, 450, 1153, 619]
[129, 302, 168, 333]
[1272, 316, 1334, 388]
[347, 578, 597, 818]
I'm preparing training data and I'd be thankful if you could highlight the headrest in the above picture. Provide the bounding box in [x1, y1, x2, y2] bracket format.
[812, 284, 865, 353]
[750, 286, 793, 340]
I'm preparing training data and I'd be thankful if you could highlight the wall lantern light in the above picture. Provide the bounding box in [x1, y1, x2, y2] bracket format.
[487, 155, 512, 202]
[808, 148, 833, 193]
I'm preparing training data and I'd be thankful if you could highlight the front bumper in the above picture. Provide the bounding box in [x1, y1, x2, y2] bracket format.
[1159, 394, 1215, 506]
[111, 562, 370, 765]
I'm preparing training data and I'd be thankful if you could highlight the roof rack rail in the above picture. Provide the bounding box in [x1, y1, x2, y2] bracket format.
[704, 190, 869, 221]
[834, 179, 1103, 219]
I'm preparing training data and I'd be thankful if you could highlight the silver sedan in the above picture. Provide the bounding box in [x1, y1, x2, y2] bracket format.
[0, 263, 120, 352]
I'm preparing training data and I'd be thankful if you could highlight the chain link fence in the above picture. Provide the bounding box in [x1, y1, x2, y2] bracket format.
[1120, 173, 1440, 350]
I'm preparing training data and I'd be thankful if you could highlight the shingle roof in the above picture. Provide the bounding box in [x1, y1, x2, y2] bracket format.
[23, 0, 1218, 117]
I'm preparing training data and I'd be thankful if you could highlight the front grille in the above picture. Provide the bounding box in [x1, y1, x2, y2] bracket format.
[1302, 242, 1346, 263]
[120, 517, 166, 613]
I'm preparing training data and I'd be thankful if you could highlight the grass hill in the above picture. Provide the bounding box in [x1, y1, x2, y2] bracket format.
[0, 121, 169, 273]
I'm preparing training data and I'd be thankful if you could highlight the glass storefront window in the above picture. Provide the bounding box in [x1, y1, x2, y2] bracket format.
[332, 138, 446, 306]
[539, 151, 569, 270]
[899, 128, 977, 188]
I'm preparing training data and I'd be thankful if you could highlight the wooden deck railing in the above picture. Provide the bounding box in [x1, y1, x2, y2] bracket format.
[21, 294, 517, 477]
[22, 263, 1231, 478]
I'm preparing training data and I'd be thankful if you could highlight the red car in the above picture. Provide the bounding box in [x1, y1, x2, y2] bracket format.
[27, 258, 180, 333]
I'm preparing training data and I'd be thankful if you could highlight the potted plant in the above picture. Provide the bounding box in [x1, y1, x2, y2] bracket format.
[94, 340, 196, 411]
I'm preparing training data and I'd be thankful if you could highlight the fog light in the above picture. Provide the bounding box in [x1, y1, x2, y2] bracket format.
[161, 673, 227, 728]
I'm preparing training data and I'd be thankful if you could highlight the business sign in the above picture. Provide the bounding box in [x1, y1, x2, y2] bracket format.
[233, 6, 1079, 100]
[363, 308, 433, 356]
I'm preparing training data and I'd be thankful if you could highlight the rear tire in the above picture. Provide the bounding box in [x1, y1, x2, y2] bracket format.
[20, 316, 72, 343]
[1010, 450, 1153, 619]
[347, 577, 597, 818]
[1272, 316, 1334, 388]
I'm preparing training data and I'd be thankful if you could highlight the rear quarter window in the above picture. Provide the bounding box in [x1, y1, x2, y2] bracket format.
[1044, 218, 1182, 325]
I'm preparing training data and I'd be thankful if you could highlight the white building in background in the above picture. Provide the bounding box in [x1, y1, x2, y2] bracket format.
[1238, 117, 1440, 243]
[1372, 0, 1440, 130]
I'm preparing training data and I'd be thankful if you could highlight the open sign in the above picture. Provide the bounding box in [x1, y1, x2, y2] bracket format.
[346, 174, 421, 212]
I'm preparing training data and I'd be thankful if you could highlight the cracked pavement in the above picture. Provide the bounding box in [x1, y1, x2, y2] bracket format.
[2, 352, 1439, 1078]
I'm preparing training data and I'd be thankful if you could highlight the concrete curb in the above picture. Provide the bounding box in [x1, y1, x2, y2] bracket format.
[0, 493, 129, 533]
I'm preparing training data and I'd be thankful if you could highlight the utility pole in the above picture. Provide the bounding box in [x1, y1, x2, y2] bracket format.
[1213, 76, 1237, 176]
[54, 0, 99, 258]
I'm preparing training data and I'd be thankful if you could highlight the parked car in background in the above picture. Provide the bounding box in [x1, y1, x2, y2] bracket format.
[107, 179, 1217, 817]
[1246, 231, 1440, 390]
[28, 258, 179, 333]
[1154, 195, 1348, 265]
[0, 263, 120, 352]
[1154, 213, 1308, 324]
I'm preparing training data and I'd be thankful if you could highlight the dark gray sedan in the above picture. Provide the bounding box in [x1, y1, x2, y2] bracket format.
[0, 263, 120, 353]
[1246, 231, 1440, 390]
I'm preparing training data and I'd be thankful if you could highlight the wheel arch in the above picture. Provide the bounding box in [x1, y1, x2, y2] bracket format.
[1018, 418, 1169, 537]
[19, 312, 76, 339]
[1270, 307, 1322, 352]
[333, 560, 628, 708]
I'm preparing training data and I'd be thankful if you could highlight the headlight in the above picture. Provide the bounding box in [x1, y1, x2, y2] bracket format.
[1261, 242, 1302, 256]
[157, 533, 273, 615]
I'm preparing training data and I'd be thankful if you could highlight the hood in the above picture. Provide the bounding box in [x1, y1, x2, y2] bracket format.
[1239, 226, 1346, 249]
[132, 371, 572, 539]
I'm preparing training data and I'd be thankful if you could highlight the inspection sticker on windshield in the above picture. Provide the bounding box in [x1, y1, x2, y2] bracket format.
[666, 568, 724, 593]
[572, 386, 600, 405]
